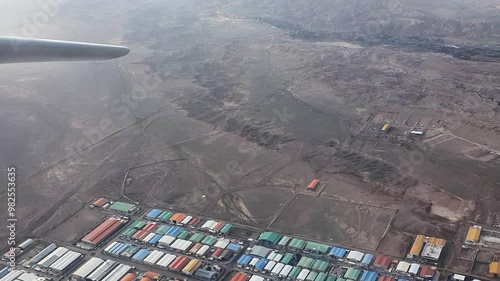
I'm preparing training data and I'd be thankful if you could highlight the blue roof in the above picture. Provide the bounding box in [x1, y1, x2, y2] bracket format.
[237, 255, 252, 265]
[167, 226, 182, 237]
[149, 234, 162, 245]
[227, 243, 241, 252]
[113, 244, 129, 255]
[361, 254, 374, 265]
[147, 209, 162, 218]
[0, 267, 9, 278]
[109, 242, 122, 253]
[255, 258, 268, 270]
[329, 247, 347, 258]
[132, 249, 150, 261]
[360, 271, 378, 281]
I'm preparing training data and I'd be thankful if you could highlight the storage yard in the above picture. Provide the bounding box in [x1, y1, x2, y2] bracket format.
[5, 201, 496, 281]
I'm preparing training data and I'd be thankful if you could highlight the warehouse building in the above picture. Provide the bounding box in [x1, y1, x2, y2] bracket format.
[132, 249, 150, 262]
[250, 246, 271, 258]
[119, 273, 136, 281]
[81, 218, 124, 247]
[29, 244, 56, 265]
[396, 261, 411, 273]
[258, 232, 281, 246]
[72, 257, 104, 280]
[490, 262, 500, 276]
[196, 245, 210, 257]
[37, 247, 69, 269]
[419, 265, 436, 278]
[466, 226, 482, 244]
[347, 251, 364, 263]
[408, 263, 420, 275]
[146, 209, 162, 220]
[91, 198, 109, 208]
[109, 202, 137, 214]
[288, 238, 306, 251]
[328, 247, 347, 260]
[101, 264, 132, 281]
[361, 254, 374, 266]
[373, 256, 391, 269]
[219, 223, 233, 235]
[144, 250, 165, 265]
[49, 251, 82, 275]
[18, 239, 35, 251]
[407, 235, 425, 259]
[87, 260, 118, 281]
[304, 242, 330, 254]
[182, 259, 202, 275]
[194, 265, 219, 280]
[421, 243, 443, 262]
[344, 268, 361, 280]
[360, 271, 378, 281]
[156, 254, 176, 268]
[0, 270, 42, 281]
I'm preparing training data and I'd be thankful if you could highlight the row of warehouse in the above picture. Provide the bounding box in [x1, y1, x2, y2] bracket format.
[144, 209, 234, 235]
[102, 243, 222, 280]
[71, 257, 163, 281]
[0, 269, 49, 281]
[255, 232, 438, 279]
[81, 217, 128, 247]
[27, 244, 82, 275]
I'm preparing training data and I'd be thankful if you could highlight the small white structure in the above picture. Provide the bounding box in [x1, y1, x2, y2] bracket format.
[408, 263, 420, 275]
[396, 261, 411, 273]
[347, 251, 364, 262]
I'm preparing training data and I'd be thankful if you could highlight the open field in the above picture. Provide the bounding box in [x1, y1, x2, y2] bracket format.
[270, 194, 396, 251]
[46, 208, 105, 244]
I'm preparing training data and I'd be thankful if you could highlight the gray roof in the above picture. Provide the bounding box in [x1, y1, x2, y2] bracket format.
[250, 245, 271, 258]
[72, 258, 104, 278]
[87, 260, 118, 281]
[29, 244, 56, 264]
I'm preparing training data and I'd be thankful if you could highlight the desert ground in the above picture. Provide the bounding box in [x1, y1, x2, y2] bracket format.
[0, 0, 499, 265]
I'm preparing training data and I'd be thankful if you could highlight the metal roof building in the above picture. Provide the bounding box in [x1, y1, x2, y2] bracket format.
[156, 254, 176, 268]
[87, 260, 118, 281]
[304, 242, 330, 254]
[101, 264, 132, 281]
[288, 238, 306, 250]
[132, 249, 150, 261]
[49, 251, 82, 274]
[37, 247, 69, 268]
[196, 245, 210, 257]
[421, 244, 443, 261]
[419, 266, 436, 278]
[214, 239, 230, 249]
[373, 256, 391, 269]
[237, 255, 252, 267]
[396, 261, 411, 273]
[288, 267, 301, 279]
[0, 270, 39, 281]
[490, 262, 500, 275]
[264, 261, 276, 272]
[18, 239, 35, 250]
[72, 257, 104, 279]
[408, 263, 420, 275]
[360, 271, 378, 281]
[272, 263, 285, 276]
[249, 276, 265, 281]
[280, 265, 293, 277]
[297, 269, 310, 281]
[144, 250, 165, 265]
[278, 236, 291, 248]
[201, 236, 217, 246]
[220, 224, 233, 235]
[250, 246, 271, 258]
[258, 232, 281, 245]
[347, 251, 364, 262]
[255, 259, 268, 271]
[82, 218, 124, 246]
[146, 209, 162, 219]
[361, 254, 374, 266]
[29, 243, 56, 265]
[109, 202, 136, 213]
[344, 268, 361, 280]
[466, 226, 481, 244]
[329, 247, 347, 259]
[158, 235, 176, 247]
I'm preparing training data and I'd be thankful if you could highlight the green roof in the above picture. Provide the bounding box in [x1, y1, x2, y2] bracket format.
[315, 273, 328, 281]
[336, 278, 345, 281]
[220, 224, 233, 234]
[130, 220, 146, 229]
[202, 235, 217, 246]
[121, 227, 137, 237]
[312, 260, 329, 272]
[122, 245, 139, 257]
[326, 276, 337, 281]
[158, 211, 174, 220]
[110, 201, 135, 212]
[289, 238, 306, 249]
[281, 253, 293, 264]
[189, 233, 205, 243]
[307, 271, 319, 281]
[177, 230, 190, 239]
[289, 267, 302, 279]
[298, 257, 314, 268]
[305, 241, 330, 254]
[155, 225, 171, 234]
[344, 268, 361, 280]
[258, 232, 281, 244]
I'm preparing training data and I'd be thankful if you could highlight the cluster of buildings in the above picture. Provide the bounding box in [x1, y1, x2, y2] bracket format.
[80, 217, 129, 248]
[0, 269, 49, 281]
[249, 232, 438, 281]
[26, 244, 82, 276]
[406, 235, 446, 263]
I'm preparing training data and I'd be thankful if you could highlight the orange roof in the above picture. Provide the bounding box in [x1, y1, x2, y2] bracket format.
[490, 262, 500, 275]
[143, 272, 161, 279]
[415, 235, 426, 242]
[466, 227, 481, 243]
[92, 198, 109, 207]
[409, 241, 424, 256]
[307, 179, 320, 189]
[120, 273, 136, 281]
[140, 278, 151, 281]
[171, 213, 186, 222]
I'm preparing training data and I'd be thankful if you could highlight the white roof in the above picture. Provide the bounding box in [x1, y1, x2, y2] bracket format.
[181, 216, 192, 225]
[274, 254, 283, 262]
[264, 261, 276, 271]
[347, 251, 364, 262]
[172, 239, 192, 251]
[409, 263, 420, 275]
[279, 236, 291, 246]
[396, 261, 411, 272]
[73, 258, 104, 278]
[38, 247, 69, 267]
[104, 242, 117, 253]
[49, 251, 82, 271]
[87, 260, 118, 281]
[453, 275, 466, 281]
[297, 269, 310, 281]
[249, 276, 265, 281]
[201, 220, 215, 229]
[0, 271, 39, 281]
[214, 239, 230, 249]
[250, 258, 259, 266]
[156, 254, 176, 268]
[159, 235, 176, 246]
[267, 252, 277, 261]
[143, 233, 156, 242]
[144, 250, 165, 264]
[208, 221, 218, 230]
[272, 263, 284, 274]
[280, 265, 293, 276]
[101, 264, 132, 281]
[196, 245, 210, 256]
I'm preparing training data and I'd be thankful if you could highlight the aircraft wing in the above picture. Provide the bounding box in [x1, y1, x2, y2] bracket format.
[0, 37, 130, 64]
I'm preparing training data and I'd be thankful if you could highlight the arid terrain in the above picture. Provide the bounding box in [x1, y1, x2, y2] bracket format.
[0, 0, 499, 268]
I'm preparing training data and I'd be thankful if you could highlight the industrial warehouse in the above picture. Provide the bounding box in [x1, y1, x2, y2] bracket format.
[2, 202, 498, 281]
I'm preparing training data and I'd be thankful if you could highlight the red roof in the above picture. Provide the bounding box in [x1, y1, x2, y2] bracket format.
[143, 272, 161, 279]
[143, 222, 159, 232]
[82, 218, 123, 245]
[120, 273, 136, 281]
[231, 272, 249, 281]
[188, 217, 200, 227]
[373, 256, 391, 268]
[307, 179, 320, 189]
[419, 265, 436, 277]
[378, 275, 395, 281]
[92, 198, 109, 207]
[211, 248, 224, 257]
[213, 221, 225, 231]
